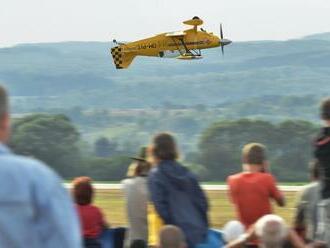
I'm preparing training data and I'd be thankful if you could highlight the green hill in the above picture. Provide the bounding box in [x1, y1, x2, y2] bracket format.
[1, 35, 330, 111]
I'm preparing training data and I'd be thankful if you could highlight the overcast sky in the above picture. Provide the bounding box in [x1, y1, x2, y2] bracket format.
[1, 0, 330, 47]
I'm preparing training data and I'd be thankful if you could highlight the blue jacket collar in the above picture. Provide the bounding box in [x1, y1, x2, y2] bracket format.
[0, 143, 11, 155]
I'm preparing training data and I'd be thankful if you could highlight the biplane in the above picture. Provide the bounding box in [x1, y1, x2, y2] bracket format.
[110, 16, 231, 69]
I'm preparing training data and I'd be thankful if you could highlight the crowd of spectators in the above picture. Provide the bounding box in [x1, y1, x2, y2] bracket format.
[0, 84, 329, 248]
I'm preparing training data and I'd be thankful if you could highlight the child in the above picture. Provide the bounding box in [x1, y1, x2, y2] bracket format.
[315, 98, 330, 199]
[72, 177, 108, 248]
[227, 143, 285, 229]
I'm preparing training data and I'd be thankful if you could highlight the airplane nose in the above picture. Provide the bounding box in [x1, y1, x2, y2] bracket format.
[220, 39, 232, 46]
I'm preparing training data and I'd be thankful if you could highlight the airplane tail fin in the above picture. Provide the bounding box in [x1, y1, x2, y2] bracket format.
[111, 46, 136, 69]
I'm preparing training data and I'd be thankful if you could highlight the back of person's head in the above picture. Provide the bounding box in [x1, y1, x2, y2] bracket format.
[255, 215, 288, 248]
[0, 86, 10, 142]
[223, 220, 245, 243]
[130, 240, 147, 248]
[134, 160, 151, 176]
[320, 98, 330, 121]
[72, 176, 94, 205]
[242, 143, 267, 165]
[159, 225, 186, 248]
[309, 159, 320, 181]
[151, 133, 178, 161]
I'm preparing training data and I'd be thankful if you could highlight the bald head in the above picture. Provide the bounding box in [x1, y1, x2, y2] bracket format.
[159, 225, 186, 248]
[255, 215, 288, 248]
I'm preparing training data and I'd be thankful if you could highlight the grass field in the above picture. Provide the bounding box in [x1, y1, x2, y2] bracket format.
[94, 189, 297, 229]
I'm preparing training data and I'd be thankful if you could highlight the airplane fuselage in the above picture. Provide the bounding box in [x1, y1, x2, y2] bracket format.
[120, 28, 221, 57]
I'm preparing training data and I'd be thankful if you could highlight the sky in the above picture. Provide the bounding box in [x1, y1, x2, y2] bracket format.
[1, 0, 330, 47]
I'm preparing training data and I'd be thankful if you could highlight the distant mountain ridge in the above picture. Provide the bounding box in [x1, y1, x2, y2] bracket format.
[303, 32, 330, 41]
[1, 33, 330, 112]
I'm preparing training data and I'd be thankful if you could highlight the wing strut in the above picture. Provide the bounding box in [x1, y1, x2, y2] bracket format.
[178, 38, 190, 54]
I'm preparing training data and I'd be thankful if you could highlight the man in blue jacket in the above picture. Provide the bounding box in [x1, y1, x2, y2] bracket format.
[0, 85, 82, 248]
[148, 133, 208, 248]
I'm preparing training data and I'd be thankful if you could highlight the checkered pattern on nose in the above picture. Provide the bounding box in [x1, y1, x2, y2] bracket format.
[111, 46, 123, 69]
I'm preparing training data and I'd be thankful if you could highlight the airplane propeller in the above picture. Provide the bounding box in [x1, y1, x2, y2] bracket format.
[219, 23, 232, 55]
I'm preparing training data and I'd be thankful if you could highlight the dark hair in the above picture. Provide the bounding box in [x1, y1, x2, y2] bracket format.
[321, 98, 330, 120]
[152, 133, 178, 161]
[242, 143, 266, 165]
[72, 177, 93, 205]
[135, 161, 151, 176]
[0, 86, 8, 118]
[309, 160, 320, 180]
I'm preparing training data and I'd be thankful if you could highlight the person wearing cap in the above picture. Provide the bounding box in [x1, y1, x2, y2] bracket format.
[122, 147, 152, 247]
[227, 143, 285, 229]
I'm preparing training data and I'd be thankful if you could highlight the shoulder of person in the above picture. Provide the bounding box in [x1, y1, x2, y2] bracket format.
[4, 153, 58, 177]
[300, 182, 320, 196]
[262, 173, 279, 183]
[7, 154, 63, 190]
[227, 172, 244, 181]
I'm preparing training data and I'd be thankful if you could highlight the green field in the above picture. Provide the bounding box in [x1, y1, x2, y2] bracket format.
[94, 189, 297, 228]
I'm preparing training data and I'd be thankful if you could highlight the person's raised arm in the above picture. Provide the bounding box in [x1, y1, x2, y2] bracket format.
[268, 174, 286, 207]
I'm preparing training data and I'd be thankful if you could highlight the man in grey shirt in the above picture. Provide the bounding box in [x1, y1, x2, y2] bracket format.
[294, 160, 320, 242]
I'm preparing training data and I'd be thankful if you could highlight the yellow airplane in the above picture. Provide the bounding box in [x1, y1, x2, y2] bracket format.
[110, 16, 231, 69]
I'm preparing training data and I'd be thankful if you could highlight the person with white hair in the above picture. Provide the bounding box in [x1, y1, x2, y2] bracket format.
[226, 215, 308, 248]
[255, 215, 288, 248]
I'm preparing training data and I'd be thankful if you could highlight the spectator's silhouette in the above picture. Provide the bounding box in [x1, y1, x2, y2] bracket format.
[227, 215, 307, 248]
[0, 85, 81, 247]
[148, 133, 208, 248]
[72, 176, 107, 248]
[227, 143, 285, 229]
[122, 147, 151, 247]
[294, 160, 320, 242]
[315, 98, 330, 199]
[314, 98, 330, 245]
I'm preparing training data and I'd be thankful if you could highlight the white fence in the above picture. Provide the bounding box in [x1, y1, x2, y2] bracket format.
[65, 183, 303, 192]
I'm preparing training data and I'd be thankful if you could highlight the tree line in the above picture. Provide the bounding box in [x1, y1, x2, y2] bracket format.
[9, 114, 319, 182]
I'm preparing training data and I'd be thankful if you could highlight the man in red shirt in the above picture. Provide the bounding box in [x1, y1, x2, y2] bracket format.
[227, 143, 285, 229]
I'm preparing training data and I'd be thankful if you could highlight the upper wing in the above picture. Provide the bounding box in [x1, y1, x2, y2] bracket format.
[165, 31, 186, 37]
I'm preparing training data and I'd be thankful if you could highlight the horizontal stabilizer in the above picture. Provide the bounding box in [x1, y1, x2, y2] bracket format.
[111, 46, 136, 69]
